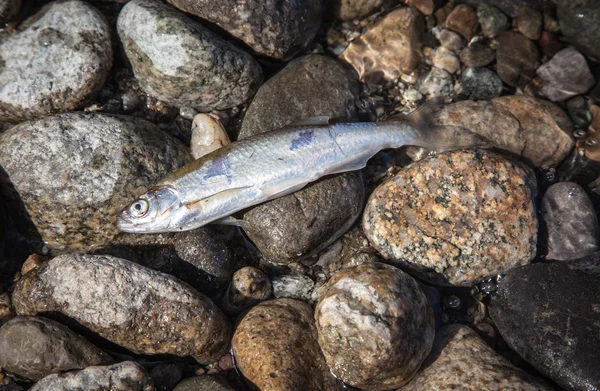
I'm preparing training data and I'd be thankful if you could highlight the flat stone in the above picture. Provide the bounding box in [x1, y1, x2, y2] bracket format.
[541, 182, 599, 260]
[221, 266, 271, 315]
[174, 376, 235, 391]
[497, 31, 539, 88]
[459, 42, 495, 67]
[331, 0, 383, 21]
[315, 262, 434, 389]
[166, 0, 323, 59]
[432, 46, 460, 74]
[0, 0, 112, 123]
[490, 253, 600, 391]
[341, 7, 424, 85]
[29, 362, 154, 391]
[117, 0, 262, 111]
[401, 325, 555, 391]
[556, 0, 600, 62]
[515, 7, 542, 40]
[438, 29, 464, 52]
[363, 150, 537, 286]
[476, 4, 509, 38]
[444, 4, 479, 41]
[536, 47, 596, 102]
[460, 67, 503, 100]
[0, 0, 19, 23]
[232, 299, 339, 391]
[12, 254, 231, 363]
[0, 316, 113, 381]
[0, 113, 190, 254]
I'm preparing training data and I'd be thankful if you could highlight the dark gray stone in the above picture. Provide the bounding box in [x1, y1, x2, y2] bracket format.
[12, 254, 231, 363]
[557, 0, 600, 62]
[490, 253, 600, 391]
[165, 0, 324, 59]
[515, 7, 542, 40]
[536, 47, 595, 102]
[173, 376, 235, 391]
[117, 0, 262, 111]
[461, 0, 545, 17]
[459, 42, 496, 67]
[460, 67, 503, 100]
[476, 5, 509, 38]
[0, 113, 190, 254]
[149, 363, 183, 391]
[0, 0, 20, 23]
[541, 182, 599, 261]
[0, 316, 113, 381]
[29, 362, 155, 391]
[497, 31, 539, 88]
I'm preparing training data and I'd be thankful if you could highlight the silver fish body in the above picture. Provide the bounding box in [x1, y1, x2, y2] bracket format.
[117, 120, 481, 233]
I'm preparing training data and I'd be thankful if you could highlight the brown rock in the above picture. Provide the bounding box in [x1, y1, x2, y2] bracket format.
[332, 0, 383, 20]
[401, 325, 555, 390]
[12, 254, 231, 363]
[432, 46, 460, 73]
[434, 1, 454, 25]
[315, 263, 434, 390]
[221, 266, 271, 315]
[438, 29, 465, 52]
[20, 254, 46, 276]
[515, 7, 542, 40]
[363, 150, 537, 286]
[584, 105, 600, 162]
[459, 42, 495, 67]
[497, 31, 539, 87]
[341, 7, 424, 85]
[402, 0, 441, 15]
[476, 4, 509, 38]
[444, 4, 479, 41]
[232, 299, 339, 391]
[0, 293, 12, 327]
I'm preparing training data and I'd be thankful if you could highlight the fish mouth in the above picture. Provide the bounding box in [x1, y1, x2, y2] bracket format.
[115, 218, 140, 233]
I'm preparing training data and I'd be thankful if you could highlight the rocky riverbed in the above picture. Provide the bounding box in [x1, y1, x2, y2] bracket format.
[0, 0, 599, 390]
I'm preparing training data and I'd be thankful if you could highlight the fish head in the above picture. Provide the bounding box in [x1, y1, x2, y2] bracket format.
[116, 186, 186, 233]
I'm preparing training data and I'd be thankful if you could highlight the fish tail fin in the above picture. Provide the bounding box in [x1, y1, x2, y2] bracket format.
[389, 97, 491, 150]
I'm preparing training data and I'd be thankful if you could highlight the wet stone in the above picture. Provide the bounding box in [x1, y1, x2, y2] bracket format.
[0, 293, 12, 327]
[272, 274, 315, 302]
[566, 96, 592, 129]
[438, 29, 464, 52]
[476, 4, 509, 38]
[340, 7, 424, 85]
[0, 316, 113, 381]
[331, 0, 383, 21]
[148, 363, 183, 391]
[556, 0, 600, 62]
[459, 42, 495, 67]
[12, 254, 231, 363]
[432, 46, 460, 74]
[461, 0, 543, 18]
[363, 150, 537, 286]
[497, 31, 539, 88]
[401, 325, 555, 391]
[315, 262, 434, 390]
[29, 362, 154, 391]
[515, 7, 542, 40]
[536, 47, 595, 102]
[166, 0, 323, 59]
[416, 67, 454, 97]
[0, 0, 19, 24]
[460, 67, 503, 100]
[541, 182, 599, 261]
[117, 0, 262, 112]
[232, 299, 339, 391]
[490, 253, 600, 391]
[403, 0, 440, 16]
[173, 375, 235, 391]
[221, 266, 271, 315]
[0, 0, 113, 123]
[0, 113, 190, 254]
[444, 4, 479, 41]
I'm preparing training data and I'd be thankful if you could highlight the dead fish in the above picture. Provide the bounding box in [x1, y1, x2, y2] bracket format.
[117, 101, 488, 233]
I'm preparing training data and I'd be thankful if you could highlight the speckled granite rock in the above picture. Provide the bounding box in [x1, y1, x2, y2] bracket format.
[272, 274, 315, 302]
[401, 325, 555, 391]
[165, 0, 323, 59]
[0, 0, 20, 23]
[536, 47, 595, 102]
[416, 67, 454, 97]
[490, 253, 600, 391]
[0, 316, 113, 381]
[29, 362, 154, 391]
[331, 0, 383, 20]
[0, 113, 190, 254]
[460, 67, 503, 100]
[173, 376, 235, 391]
[315, 262, 434, 390]
[476, 5, 509, 38]
[341, 7, 424, 85]
[363, 150, 537, 286]
[556, 0, 600, 61]
[12, 254, 230, 363]
[232, 299, 339, 391]
[0, 0, 112, 123]
[541, 182, 599, 261]
[496, 31, 539, 88]
[221, 266, 271, 315]
[117, 0, 262, 111]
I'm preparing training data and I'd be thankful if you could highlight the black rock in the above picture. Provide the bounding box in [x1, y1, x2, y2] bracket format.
[489, 253, 600, 391]
[556, 0, 600, 62]
[460, 67, 504, 100]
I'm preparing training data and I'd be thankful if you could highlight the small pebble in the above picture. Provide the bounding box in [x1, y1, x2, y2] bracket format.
[536, 47, 595, 102]
[332, 0, 383, 21]
[416, 67, 454, 97]
[179, 106, 198, 120]
[432, 46, 460, 74]
[477, 4, 509, 38]
[444, 4, 479, 41]
[566, 96, 592, 129]
[515, 7, 542, 40]
[0, 294, 12, 327]
[221, 266, 272, 315]
[459, 42, 496, 67]
[497, 31, 539, 87]
[403, 0, 438, 16]
[173, 375, 234, 391]
[438, 29, 465, 52]
[272, 274, 315, 302]
[190, 114, 231, 160]
[121, 90, 139, 112]
[460, 67, 503, 100]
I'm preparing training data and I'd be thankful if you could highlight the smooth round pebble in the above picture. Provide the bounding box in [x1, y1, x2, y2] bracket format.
[332, 0, 383, 20]
[460, 67, 503, 100]
[315, 262, 435, 390]
[536, 47, 596, 102]
[221, 266, 271, 315]
[476, 4, 509, 38]
[459, 43, 495, 67]
[173, 375, 235, 391]
[363, 150, 537, 286]
[496, 31, 539, 88]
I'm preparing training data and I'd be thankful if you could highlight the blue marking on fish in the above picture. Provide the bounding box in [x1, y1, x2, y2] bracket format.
[204, 154, 232, 182]
[290, 131, 314, 151]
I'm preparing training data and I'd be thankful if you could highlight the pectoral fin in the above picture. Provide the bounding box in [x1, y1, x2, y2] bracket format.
[212, 216, 249, 228]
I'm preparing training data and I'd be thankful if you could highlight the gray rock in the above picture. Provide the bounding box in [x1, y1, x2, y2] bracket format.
[459, 42, 495, 67]
[416, 67, 454, 97]
[0, 316, 113, 381]
[541, 182, 599, 261]
[401, 325, 555, 391]
[515, 7, 542, 40]
[117, 0, 262, 112]
[0, 0, 112, 123]
[460, 0, 544, 18]
[497, 31, 539, 88]
[0, 113, 190, 254]
[30, 362, 155, 391]
[12, 254, 231, 363]
[232, 299, 340, 391]
[221, 266, 271, 315]
[331, 0, 383, 21]
[460, 67, 503, 100]
[566, 96, 592, 129]
[0, 0, 20, 23]
[490, 253, 600, 391]
[438, 29, 464, 52]
[315, 262, 434, 390]
[165, 0, 324, 59]
[536, 47, 595, 102]
[173, 376, 234, 391]
[272, 274, 315, 302]
[476, 5, 509, 38]
[557, 0, 600, 62]
[149, 363, 183, 391]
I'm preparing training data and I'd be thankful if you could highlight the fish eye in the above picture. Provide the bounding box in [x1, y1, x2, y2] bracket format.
[130, 199, 149, 217]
